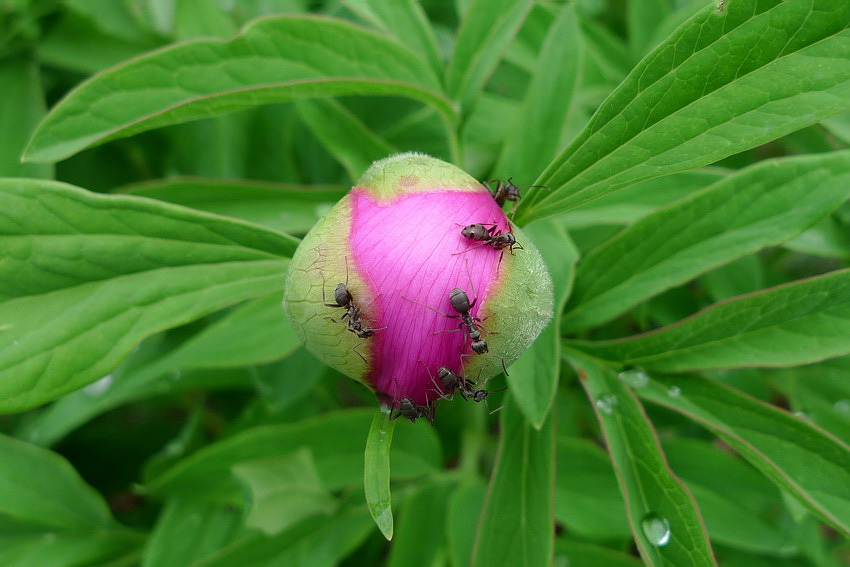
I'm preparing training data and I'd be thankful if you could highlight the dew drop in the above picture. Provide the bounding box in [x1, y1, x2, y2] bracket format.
[667, 385, 681, 398]
[595, 394, 618, 415]
[618, 368, 649, 388]
[793, 411, 809, 421]
[834, 399, 850, 415]
[84, 374, 114, 397]
[641, 513, 671, 547]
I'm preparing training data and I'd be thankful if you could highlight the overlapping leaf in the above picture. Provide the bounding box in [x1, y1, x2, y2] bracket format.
[567, 353, 715, 567]
[24, 15, 453, 163]
[472, 397, 554, 567]
[571, 269, 850, 372]
[638, 374, 850, 537]
[0, 179, 296, 412]
[564, 152, 850, 331]
[517, 0, 850, 223]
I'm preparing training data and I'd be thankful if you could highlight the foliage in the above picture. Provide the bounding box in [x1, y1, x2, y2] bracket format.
[2, 0, 850, 565]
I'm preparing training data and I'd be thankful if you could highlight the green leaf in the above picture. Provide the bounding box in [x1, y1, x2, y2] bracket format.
[343, 0, 442, 75]
[19, 292, 297, 447]
[446, 479, 487, 567]
[472, 396, 554, 567]
[554, 539, 643, 567]
[447, 0, 534, 110]
[517, 0, 850, 223]
[174, 0, 237, 39]
[559, 169, 727, 229]
[387, 478, 455, 567]
[0, 59, 51, 179]
[364, 406, 396, 540]
[555, 437, 630, 539]
[295, 98, 397, 181]
[0, 179, 296, 412]
[141, 496, 243, 567]
[191, 501, 373, 567]
[118, 176, 345, 234]
[784, 215, 850, 260]
[0, 433, 113, 529]
[493, 4, 582, 179]
[146, 409, 440, 500]
[566, 353, 716, 567]
[637, 373, 850, 538]
[36, 10, 155, 74]
[508, 220, 577, 427]
[233, 449, 336, 536]
[662, 438, 791, 555]
[0, 525, 143, 567]
[571, 269, 850, 372]
[24, 15, 453, 163]
[564, 152, 850, 331]
[627, 0, 669, 57]
[782, 356, 850, 441]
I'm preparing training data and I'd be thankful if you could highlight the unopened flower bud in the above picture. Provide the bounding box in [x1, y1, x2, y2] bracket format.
[284, 153, 553, 418]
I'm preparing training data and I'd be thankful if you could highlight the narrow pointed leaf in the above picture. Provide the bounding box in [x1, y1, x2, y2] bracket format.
[565, 152, 850, 331]
[567, 352, 716, 567]
[295, 98, 397, 181]
[571, 269, 850, 372]
[517, 0, 850, 223]
[344, 0, 442, 75]
[447, 0, 534, 110]
[118, 176, 345, 234]
[24, 15, 453, 163]
[141, 496, 242, 567]
[508, 220, 577, 427]
[0, 179, 296, 412]
[0, 59, 51, 178]
[472, 396, 554, 567]
[0, 433, 114, 529]
[494, 4, 582, 178]
[364, 407, 396, 540]
[146, 409, 440, 498]
[387, 478, 455, 567]
[638, 374, 850, 538]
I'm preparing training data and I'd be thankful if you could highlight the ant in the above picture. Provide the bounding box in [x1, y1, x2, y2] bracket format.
[421, 362, 506, 413]
[322, 258, 385, 361]
[402, 268, 508, 375]
[389, 396, 435, 425]
[456, 222, 523, 255]
[484, 177, 550, 216]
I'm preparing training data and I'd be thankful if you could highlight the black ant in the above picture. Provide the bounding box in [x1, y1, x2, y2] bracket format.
[456, 222, 523, 255]
[322, 258, 385, 360]
[421, 362, 506, 413]
[484, 177, 549, 216]
[389, 396, 435, 425]
[402, 274, 508, 375]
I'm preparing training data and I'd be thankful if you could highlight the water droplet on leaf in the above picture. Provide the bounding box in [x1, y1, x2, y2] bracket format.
[834, 399, 850, 415]
[667, 385, 681, 398]
[595, 394, 618, 415]
[84, 374, 114, 397]
[641, 513, 671, 547]
[618, 369, 648, 388]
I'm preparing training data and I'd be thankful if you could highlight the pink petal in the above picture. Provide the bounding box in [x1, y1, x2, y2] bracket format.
[350, 187, 511, 406]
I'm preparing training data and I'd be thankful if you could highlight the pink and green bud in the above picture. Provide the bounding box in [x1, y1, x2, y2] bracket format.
[284, 153, 553, 414]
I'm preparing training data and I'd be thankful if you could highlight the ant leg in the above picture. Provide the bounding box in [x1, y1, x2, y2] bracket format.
[401, 295, 456, 319]
[324, 311, 350, 324]
[461, 352, 510, 377]
[452, 240, 493, 256]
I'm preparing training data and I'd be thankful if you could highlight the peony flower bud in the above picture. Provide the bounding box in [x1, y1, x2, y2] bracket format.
[284, 153, 553, 421]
